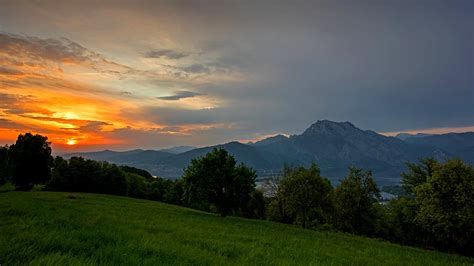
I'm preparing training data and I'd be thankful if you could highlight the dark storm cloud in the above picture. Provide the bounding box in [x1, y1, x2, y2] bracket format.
[184, 0, 474, 134]
[144, 49, 189, 59]
[156, 90, 203, 101]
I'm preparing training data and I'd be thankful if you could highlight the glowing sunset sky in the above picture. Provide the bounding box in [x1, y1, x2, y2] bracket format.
[0, 0, 473, 152]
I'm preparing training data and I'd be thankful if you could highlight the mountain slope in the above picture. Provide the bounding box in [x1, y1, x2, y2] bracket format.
[404, 132, 474, 152]
[1, 192, 472, 265]
[64, 120, 472, 185]
[252, 120, 440, 184]
[404, 132, 474, 164]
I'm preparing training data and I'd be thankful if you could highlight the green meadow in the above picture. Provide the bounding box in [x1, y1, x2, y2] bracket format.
[1, 191, 472, 265]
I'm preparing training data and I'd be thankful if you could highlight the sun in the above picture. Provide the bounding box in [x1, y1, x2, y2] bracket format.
[63, 112, 79, 120]
[66, 139, 77, 146]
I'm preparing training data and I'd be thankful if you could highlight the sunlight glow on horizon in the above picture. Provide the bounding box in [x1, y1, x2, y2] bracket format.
[66, 139, 77, 146]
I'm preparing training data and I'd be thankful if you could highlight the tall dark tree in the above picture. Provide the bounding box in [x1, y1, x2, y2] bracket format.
[334, 167, 380, 235]
[9, 133, 52, 190]
[0, 145, 9, 185]
[182, 148, 256, 217]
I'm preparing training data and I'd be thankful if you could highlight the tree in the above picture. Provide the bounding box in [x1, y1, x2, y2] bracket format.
[125, 172, 148, 198]
[0, 145, 9, 185]
[240, 189, 266, 219]
[9, 133, 52, 190]
[334, 167, 380, 235]
[182, 148, 256, 217]
[401, 157, 439, 195]
[279, 164, 333, 228]
[98, 163, 127, 196]
[262, 165, 292, 224]
[120, 165, 154, 181]
[383, 197, 426, 245]
[47, 156, 127, 196]
[415, 159, 474, 255]
[263, 175, 286, 222]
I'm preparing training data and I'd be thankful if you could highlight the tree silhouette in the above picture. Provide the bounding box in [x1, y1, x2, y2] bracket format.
[9, 133, 52, 190]
[182, 148, 256, 217]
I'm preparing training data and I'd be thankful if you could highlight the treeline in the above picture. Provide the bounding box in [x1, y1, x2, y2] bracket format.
[0, 133, 184, 204]
[1, 133, 473, 256]
[264, 160, 473, 256]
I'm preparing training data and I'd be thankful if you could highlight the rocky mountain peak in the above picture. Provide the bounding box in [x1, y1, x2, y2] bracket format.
[303, 120, 359, 136]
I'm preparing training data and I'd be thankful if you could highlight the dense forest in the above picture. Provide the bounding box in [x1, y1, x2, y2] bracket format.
[1, 133, 473, 256]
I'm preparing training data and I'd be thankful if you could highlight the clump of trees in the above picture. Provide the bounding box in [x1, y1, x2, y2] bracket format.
[1, 133, 263, 219]
[265, 164, 333, 228]
[265, 165, 381, 234]
[264, 159, 473, 256]
[9, 133, 52, 190]
[48, 156, 127, 196]
[1, 132, 473, 256]
[182, 148, 262, 217]
[384, 158, 474, 255]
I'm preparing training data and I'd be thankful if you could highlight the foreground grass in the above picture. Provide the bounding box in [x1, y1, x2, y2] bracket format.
[0, 192, 472, 265]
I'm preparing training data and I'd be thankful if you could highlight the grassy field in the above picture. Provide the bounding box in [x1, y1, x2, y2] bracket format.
[0, 192, 472, 265]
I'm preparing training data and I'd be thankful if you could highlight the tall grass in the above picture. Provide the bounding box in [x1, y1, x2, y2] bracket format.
[1, 192, 472, 265]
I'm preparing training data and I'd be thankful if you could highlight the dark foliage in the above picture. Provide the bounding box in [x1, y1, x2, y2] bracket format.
[401, 157, 439, 195]
[47, 156, 127, 196]
[415, 159, 474, 255]
[9, 133, 52, 190]
[384, 158, 474, 256]
[279, 164, 333, 228]
[120, 165, 154, 180]
[147, 178, 183, 204]
[333, 167, 381, 236]
[0, 146, 9, 185]
[182, 148, 257, 217]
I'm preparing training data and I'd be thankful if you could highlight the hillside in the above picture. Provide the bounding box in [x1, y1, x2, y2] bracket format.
[1, 192, 472, 265]
[64, 120, 474, 185]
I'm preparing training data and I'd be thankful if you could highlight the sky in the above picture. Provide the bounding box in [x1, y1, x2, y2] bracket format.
[0, 0, 473, 152]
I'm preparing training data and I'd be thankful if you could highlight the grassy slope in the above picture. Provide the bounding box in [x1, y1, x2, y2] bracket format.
[0, 192, 472, 265]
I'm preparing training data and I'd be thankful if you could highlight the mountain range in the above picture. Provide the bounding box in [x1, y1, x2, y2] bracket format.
[64, 120, 474, 186]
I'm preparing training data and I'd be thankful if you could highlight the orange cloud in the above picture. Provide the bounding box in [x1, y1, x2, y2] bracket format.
[0, 32, 246, 151]
[381, 126, 474, 137]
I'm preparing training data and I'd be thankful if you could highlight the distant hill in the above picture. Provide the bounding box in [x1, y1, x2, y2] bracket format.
[160, 146, 197, 154]
[403, 132, 474, 164]
[395, 133, 433, 140]
[64, 120, 473, 185]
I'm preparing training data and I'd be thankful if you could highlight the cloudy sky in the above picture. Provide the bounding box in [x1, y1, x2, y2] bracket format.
[0, 0, 472, 152]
